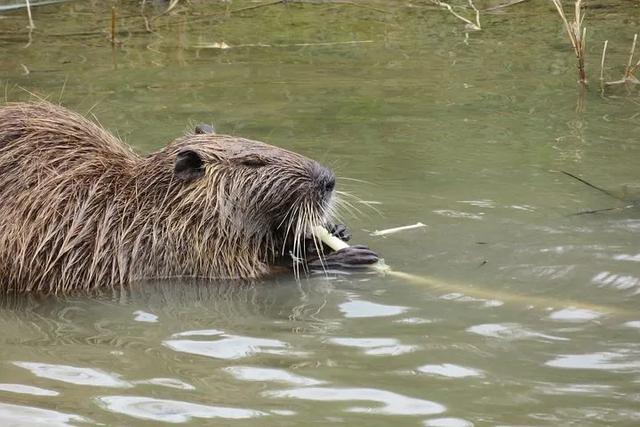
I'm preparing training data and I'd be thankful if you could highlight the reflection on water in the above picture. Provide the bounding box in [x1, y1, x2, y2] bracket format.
[1, 0, 640, 425]
[416, 363, 483, 378]
[96, 396, 266, 422]
[0, 383, 59, 396]
[14, 362, 132, 388]
[164, 330, 301, 360]
[548, 308, 604, 321]
[328, 337, 418, 355]
[466, 323, 569, 341]
[0, 402, 87, 427]
[338, 298, 409, 318]
[546, 352, 640, 371]
[224, 366, 325, 386]
[423, 418, 474, 427]
[264, 387, 446, 416]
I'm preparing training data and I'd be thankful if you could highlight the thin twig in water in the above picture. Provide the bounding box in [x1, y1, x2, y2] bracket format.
[370, 223, 426, 237]
[550, 0, 587, 86]
[561, 170, 623, 201]
[111, 6, 116, 47]
[599, 39, 608, 88]
[625, 33, 637, 79]
[605, 34, 640, 86]
[151, 0, 182, 22]
[569, 206, 632, 216]
[25, 0, 35, 29]
[431, 0, 481, 31]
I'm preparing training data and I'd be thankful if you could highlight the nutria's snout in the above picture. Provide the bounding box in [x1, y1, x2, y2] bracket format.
[312, 164, 336, 200]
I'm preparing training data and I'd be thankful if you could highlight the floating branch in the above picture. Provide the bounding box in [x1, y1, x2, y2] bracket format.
[550, 0, 587, 86]
[431, 0, 481, 31]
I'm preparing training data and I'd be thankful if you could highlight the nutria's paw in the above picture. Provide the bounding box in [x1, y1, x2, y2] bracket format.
[308, 245, 379, 271]
[326, 223, 351, 242]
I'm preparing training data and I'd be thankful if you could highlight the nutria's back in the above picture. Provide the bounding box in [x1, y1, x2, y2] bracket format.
[0, 102, 336, 293]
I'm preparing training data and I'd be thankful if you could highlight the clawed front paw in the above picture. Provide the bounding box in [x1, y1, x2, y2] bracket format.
[308, 245, 379, 270]
[326, 223, 351, 242]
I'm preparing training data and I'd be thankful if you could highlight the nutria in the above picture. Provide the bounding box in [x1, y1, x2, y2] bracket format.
[0, 102, 378, 293]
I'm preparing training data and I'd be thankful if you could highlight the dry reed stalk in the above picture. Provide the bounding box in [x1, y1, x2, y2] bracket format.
[111, 6, 116, 46]
[600, 40, 608, 83]
[605, 34, 640, 86]
[431, 0, 481, 31]
[25, 0, 34, 29]
[550, 0, 587, 86]
[166, 0, 180, 14]
[623, 33, 640, 82]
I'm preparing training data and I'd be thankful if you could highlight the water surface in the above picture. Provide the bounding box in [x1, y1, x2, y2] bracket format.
[1, 1, 640, 426]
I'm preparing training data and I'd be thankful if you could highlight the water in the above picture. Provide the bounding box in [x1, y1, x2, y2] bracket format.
[1, 1, 640, 425]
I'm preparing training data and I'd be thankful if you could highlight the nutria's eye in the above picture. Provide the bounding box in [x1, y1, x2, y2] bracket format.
[240, 155, 268, 168]
[175, 149, 205, 181]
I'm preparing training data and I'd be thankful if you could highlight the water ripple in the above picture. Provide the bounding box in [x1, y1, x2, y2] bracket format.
[466, 323, 568, 341]
[624, 321, 640, 329]
[0, 383, 59, 396]
[133, 377, 195, 390]
[164, 331, 298, 360]
[133, 310, 159, 323]
[417, 363, 483, 378]
[439, 293, 503, 308]
[592, 271, 640, 291]
[548, 308, 604, 322]
[13, 361, 132, 388]
[0, 402, 88, 427]
[534, 382, 617, 396]
[224, 366, 325, 386]
[546, 352, 640, 371]
[433, 210, 483, 220]
[96, 395, 266, 422]
[264, 387, 446, 416]
[329, 337, 418, 356]
[338, 299, 409, 318]
[424, 417, 474, 427]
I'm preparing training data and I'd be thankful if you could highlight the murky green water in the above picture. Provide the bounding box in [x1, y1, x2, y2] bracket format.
[1, 1, 640, 425]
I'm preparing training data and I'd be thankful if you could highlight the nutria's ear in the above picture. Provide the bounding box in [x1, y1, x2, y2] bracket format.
[174, 149, 204, 181]
[194, 124, 215, 135]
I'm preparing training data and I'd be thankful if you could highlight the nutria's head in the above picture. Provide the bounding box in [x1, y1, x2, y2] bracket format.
[141, 130, 337, 277]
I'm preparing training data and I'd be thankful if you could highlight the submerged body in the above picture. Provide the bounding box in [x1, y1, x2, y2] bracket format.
[0, 102, 376, 293]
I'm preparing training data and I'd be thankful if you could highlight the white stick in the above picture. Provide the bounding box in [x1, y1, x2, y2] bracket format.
[311, 226, 626, 315]
[371, 222, 426, 236]
[312, 226, 389, 273]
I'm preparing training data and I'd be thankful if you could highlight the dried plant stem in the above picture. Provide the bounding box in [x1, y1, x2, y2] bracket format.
[605, 34, 640, 86]
[111, 6, 117, 46]
[431, 0, 481, 31]
[550, 0, 587, 86]
[25, 0, 35, 29]
[600, 40, 608, 84]
[166, 0, 180, 14]
[624, 33, 640, 80]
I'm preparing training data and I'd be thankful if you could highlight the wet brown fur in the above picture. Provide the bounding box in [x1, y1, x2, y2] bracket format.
[0, 102, 334, 293]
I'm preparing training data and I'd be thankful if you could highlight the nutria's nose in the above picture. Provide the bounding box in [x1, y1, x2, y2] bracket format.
[313, 165, 336, 195]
